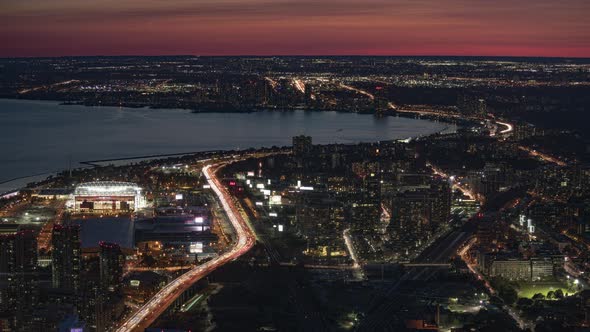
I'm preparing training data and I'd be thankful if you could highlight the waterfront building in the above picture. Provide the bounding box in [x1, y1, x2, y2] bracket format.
[293, 135, 312, 156]
[69, 181, 146, 213]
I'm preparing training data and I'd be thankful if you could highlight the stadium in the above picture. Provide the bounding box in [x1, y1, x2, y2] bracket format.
[69, 181, 146, 213]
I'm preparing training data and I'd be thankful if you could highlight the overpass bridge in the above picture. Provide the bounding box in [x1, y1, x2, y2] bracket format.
[402, 263, 452, 268]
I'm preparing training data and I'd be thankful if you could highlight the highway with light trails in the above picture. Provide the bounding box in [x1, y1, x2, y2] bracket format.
[496, 120, 514, 134]
[116, 162, 256, 332]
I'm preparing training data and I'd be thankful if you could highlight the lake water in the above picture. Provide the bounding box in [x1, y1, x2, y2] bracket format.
[0, 99, 455, 192]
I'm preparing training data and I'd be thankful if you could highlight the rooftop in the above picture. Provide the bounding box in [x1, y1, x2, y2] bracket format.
[74, 217, 134, 249]
[74, 181, 142, 196]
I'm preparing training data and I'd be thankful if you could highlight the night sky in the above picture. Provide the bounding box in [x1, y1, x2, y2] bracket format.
[1, 0, 589, 57]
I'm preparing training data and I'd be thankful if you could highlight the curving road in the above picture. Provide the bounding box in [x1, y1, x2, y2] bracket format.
[117, 163, 256, 332]
[496, 120, 514, 134]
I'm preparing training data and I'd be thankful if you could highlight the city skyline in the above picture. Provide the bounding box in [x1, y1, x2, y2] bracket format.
[1, 54, 590, 331]
[2, 0, 590, 58]
[1, 1, 590, 328]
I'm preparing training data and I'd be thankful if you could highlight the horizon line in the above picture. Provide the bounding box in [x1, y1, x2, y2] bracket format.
[1, 54, 590, 60]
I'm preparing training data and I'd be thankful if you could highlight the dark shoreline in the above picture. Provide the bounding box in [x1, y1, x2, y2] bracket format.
[1, 96, 470, 125]
[1, 123, 462, 196]
[0, 97, 464, 194]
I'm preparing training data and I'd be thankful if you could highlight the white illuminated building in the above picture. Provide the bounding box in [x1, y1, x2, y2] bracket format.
[69, 181, 146, 212]
[527, 218, 535, 234]
[519, 214, 534, 234]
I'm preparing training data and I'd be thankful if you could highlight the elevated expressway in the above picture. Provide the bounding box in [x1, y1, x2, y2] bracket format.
[117, 163, 256, 332]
